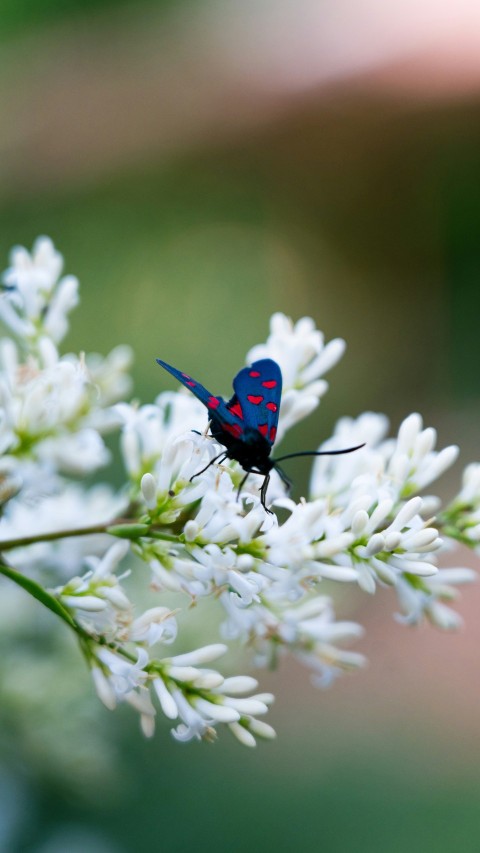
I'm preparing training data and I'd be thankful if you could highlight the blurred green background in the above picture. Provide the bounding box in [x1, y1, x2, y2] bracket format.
[1, 1, 480, 851]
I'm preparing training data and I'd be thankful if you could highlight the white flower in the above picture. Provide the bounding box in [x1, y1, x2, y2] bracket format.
[219, 590, 275, 641]
[247, 312, 345, 392]
[170, 689, 215, 742]
[126, 686, 157, 738]
[310, 412, 390, 501]
[279, 596, 364, 645]
[15, 357, 92, 437]
[153, 676, 179, 719]
[395, 566, 476, 629]
[456, 462, 480, 506]
[3, 236, 63, 296]
[1, 237, 78, 345]
[117, 404, 232, 516]
[54, 540, 132, 626]
[443, 462, 480, 549]
[346, 496, 442, 592]
[184, 478, 253, 540]
[86, 344, 133, 407]
[151, 646, 276, 744]
[298, 646, 367, 688]
[91, 665, 116, 710]
[93, 648, 156, 736]
[0, 338, 128, 486]
[264, 596, 367, 686]
[227, 567, 267, 606]
[43, 275, 79, 342]
[96, 647, 149, 698]
[264, 498, 344, 571]
[311, 412, 458, 508]
[387, 413, 459, 494]
[157, 433, 220, 500]
[140, 473, 157, 508]
[116, 395, 207, 479]
[230, 717, 276, 746]
[130, 607, 178, 646]
[259, 499, 358, 584]
[163, 643, 228, 667]
[36, 428, 110, 475]
[247, 313, 345, 442]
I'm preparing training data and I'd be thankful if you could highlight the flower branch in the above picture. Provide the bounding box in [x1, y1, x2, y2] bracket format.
[0, 236, 476, 751]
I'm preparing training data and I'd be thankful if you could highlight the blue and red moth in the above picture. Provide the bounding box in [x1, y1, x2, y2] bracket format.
[157, 357, 364, 512]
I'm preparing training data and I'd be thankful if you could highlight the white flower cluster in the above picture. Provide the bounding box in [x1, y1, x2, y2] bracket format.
[0, 237, 477, 753]
[308, 412, 476, 625]
[247, 313, 346, 441]
[93, 641, 275, 746]
[0, 236, 78, 346]
[54, 541, 274, 744]
[0, 237, 132, 558]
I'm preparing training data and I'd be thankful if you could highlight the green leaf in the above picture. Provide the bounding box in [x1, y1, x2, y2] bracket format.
[0, 560, 77, 631]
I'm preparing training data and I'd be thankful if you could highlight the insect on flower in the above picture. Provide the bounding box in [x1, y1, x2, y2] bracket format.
[157, 357, 364, 512]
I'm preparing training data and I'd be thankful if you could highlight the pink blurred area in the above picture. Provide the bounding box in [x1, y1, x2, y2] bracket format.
[3, 0, 480, 192]
[224, 0, 480, 98]
[273, 545, 480, 756]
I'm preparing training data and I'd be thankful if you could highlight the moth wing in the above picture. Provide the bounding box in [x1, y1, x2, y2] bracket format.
[231, 358, 282, 446]
[157, 358, 244, 434]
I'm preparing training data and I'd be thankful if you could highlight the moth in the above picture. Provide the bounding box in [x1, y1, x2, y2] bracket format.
[157, 357, 363, 511]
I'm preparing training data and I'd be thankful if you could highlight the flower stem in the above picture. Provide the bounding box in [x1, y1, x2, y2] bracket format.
[0, 520, 181, 551]
[0, 523, 113, 551]
[0, 563, 137, 663]
[0, 557, 140, 665]
[0, 559, 78, 631]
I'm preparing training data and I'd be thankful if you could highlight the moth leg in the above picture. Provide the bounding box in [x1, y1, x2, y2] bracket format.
[190, 451, 228, 482]
[274, 463, 292, 493]
[191, 419, 213, 439]
[260, 473, 273, 514]
[236, 471, 250, 500]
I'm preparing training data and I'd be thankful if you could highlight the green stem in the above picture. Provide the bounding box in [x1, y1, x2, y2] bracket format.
[147, 530, 181, 543]
[0, 559, 78, 631]
[0, 523, 113, 551]
[0, 520, 182, 551]
[0, 557, 138, 663]
[0, 518, 174, 551]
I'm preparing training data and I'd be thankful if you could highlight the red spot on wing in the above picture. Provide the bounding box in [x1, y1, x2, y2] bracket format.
[262, 380, 277, 389]
[247, 395, 263, 405]
[229, 401, 244, 419]
[222, 422, 243, 438]
[249, 371, 260, 377]
[258, 423, 268, 437]
[208, 396, 220, 409]
[269, 427, 277, 443]
[186, 381, 196, 387]
[266, 402, 277, 412]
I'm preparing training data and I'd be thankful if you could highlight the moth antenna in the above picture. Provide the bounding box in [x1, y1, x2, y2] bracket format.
[273, 464, 292, 491]
[273, 443, 365, 464]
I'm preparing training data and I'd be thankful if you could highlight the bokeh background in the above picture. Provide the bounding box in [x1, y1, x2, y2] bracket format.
[1, 1, 480, 851]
